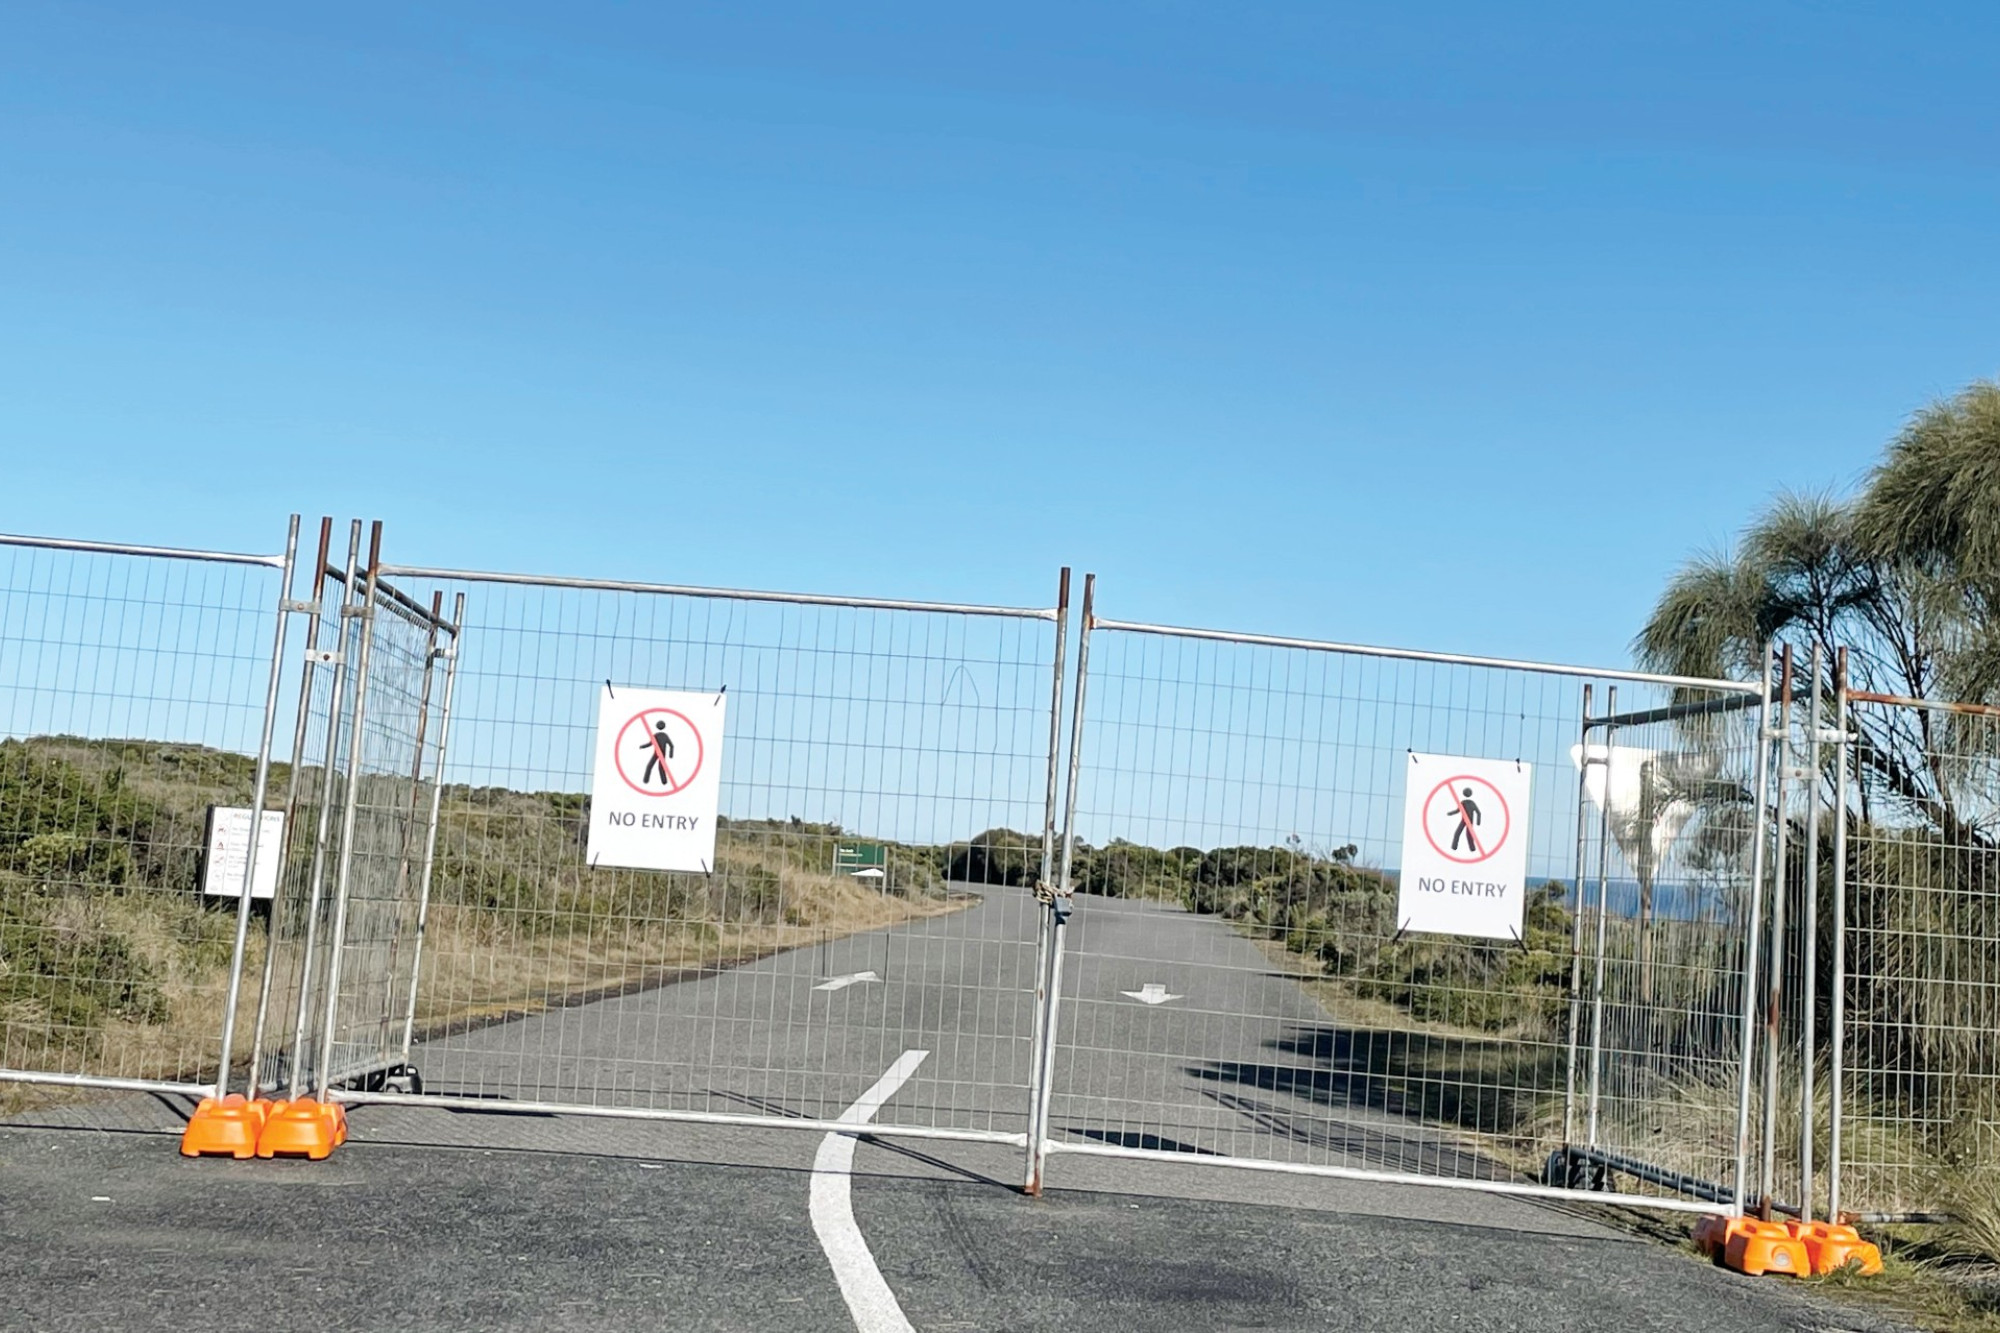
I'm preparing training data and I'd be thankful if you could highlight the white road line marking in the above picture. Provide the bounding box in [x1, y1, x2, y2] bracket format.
[1121, 983, 1182, 1005]
[811, 1049, 928, 1333]
[814, 971, 881, 992]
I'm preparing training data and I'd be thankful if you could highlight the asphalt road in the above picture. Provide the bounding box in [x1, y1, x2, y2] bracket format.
[1044, 890, 1522, 1180]
[392, 888, 1548, 1192]
[0, 1125, 1905, 1332]
[402, 882, 1047, 1135]
[1, 888, 1911, 1330]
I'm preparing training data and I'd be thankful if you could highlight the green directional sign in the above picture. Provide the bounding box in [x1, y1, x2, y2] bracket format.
[833, 841, 887, 874]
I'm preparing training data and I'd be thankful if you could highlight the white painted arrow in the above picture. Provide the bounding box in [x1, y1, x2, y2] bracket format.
[814, 971, 881, 992]
[1121, 983, 1182, 1006]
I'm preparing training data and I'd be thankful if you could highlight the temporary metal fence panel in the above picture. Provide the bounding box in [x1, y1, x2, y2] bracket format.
[1575, 667, 1772, 1215]
[13, 507, 1883, 1226]
[248, 519, 358, 1099]
[331, 563, 1067, 1148]
[244, 525, 462, 1100]
[0, 524, 297, 1105]
[315, 561, 460, 1092]
[1036, 590, 1769, 1213]
[1830, 679, 2000, 1221]
[1743, 642, 1838, 1225]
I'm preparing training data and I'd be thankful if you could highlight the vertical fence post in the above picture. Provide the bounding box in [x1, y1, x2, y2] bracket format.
[1799, 644, 1824, 1221]
[1026, 572, 1092, 1197]
[398, 591, 465, 1066]
[1760, 643, 1794, 1216]
[314, 521, 385, 1096]
[1827, 647, 1850, 1221]
[212, 514, 301, 1099]
[1584, 685, 1618, 1150]
[1732, 645, 1775, 1216]
[1023, 568, 1071, 1193]
[284, 521, 364, 1097]
[249, 516, 334, 1100]
[1560, 683, 1596, 1156]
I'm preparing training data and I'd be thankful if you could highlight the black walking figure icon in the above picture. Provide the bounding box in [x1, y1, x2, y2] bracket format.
[639, 719, 676, 786]
[1448, 786, 1483, 853]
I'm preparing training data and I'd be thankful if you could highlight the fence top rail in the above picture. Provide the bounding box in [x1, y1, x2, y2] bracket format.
[324, 564, 461, 636]
[1847, 688, 2000, 720]
[0, 531, 287, 571]
[1088, 615, 1761, 694]
[374, 563, 1062, 622]
[1590, 690, 1770, 731]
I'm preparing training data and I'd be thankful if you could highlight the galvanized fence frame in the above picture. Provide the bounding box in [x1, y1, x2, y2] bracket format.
[1031, 583, 1773, 1215]
[319, 558, 1071, 1164]
[0, 519, 301, 1103]
[38, 510, 1965, 1234]
[250, 519, 364, 1099]
[1745, 641, 1847, 1227]
[1828, 659, 2000, 1222]
[1570, 663, 1775, 1215]
[245, 522, 464, 1101]
[248, 518, 355, 1099]
[315, 534, 463, 1094]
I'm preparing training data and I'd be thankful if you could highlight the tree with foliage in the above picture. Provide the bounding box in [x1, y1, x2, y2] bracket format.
[1635, 380, 2000, 1213]
[1635, 379, 2000, 845]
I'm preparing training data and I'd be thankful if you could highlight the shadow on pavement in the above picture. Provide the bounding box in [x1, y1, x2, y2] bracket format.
[1184, 1023, 1547, 1182]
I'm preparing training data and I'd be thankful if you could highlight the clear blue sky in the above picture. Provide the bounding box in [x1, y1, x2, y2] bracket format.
[4, 2, 1996, 670]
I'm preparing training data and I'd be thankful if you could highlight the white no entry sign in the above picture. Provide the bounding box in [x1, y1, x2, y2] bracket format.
[200, 806, 286, 900]
[586, 685, 726, 873]
[1396, 752, 1532, 941]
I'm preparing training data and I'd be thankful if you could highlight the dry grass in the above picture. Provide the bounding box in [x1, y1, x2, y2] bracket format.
[2, 735, 969, 1114]
[1249, 932, 1500, 1041]
[2, 897, 269, 1113]
[1817, 1259, 2000, 1333]
[4, 866, 960, 1115]
[1246, 924, 1765, 1191]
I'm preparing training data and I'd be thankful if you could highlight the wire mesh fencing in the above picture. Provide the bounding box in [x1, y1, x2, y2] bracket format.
[1832, 683, 2000, 1220]
[0, 525, 294, 1106]
[245, 526, 463, 1101]
[41, 508, 1988, 1234]
[313, 572, 458, 1093]
[1034, 594, 1769, 1212]
[247, 520, 357, 1100]
[324, 563, 1068, 1146]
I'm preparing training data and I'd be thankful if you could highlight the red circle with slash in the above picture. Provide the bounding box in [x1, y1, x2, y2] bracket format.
[1421, 775, 1510, 864]
[613, 708, 704, 797]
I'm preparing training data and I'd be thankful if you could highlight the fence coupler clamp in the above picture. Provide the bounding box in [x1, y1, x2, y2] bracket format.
[1034, 879, 1073, 924]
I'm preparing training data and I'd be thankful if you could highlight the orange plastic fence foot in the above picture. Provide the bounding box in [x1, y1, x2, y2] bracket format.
[1722, 1219, 1811, 1277]
[180, 1095, 271, 1159]
[1788, 1221, 1883, 1276]
[1693, 1214, 1761, 1259]
[255, 1097, 347, 1160]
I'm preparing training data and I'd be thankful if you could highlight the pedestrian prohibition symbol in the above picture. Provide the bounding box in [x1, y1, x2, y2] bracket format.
[588, 685, 727, 873]
[1419, 774, 1511, 864]
[1397, 752, 1532, 941]
[612, 707, 705, 797]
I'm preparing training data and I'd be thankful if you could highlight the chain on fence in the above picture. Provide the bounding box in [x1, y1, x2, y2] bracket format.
[0, 525, 294, 1106]
[1031, 585, 1770, 1212]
